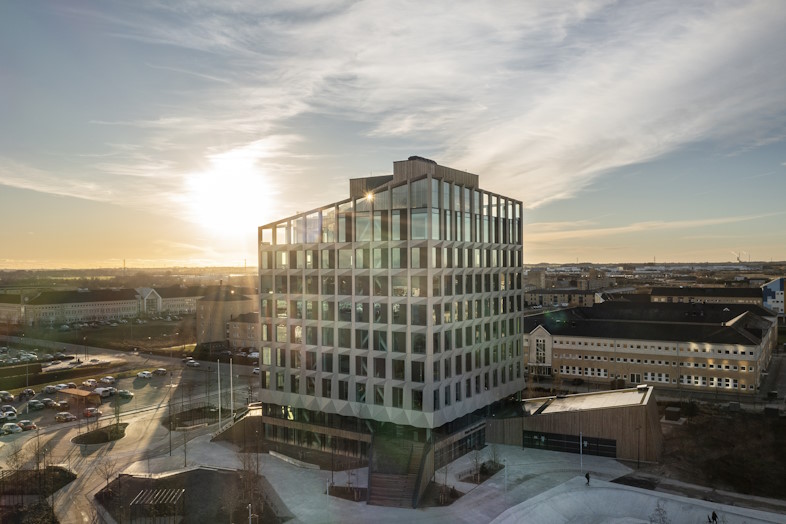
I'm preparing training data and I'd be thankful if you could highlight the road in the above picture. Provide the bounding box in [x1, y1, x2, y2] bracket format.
[0, 339, 260, 523]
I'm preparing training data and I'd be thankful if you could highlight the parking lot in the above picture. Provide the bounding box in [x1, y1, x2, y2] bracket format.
[1, 344, 261, 437]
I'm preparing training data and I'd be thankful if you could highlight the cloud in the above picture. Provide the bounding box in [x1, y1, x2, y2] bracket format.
[6, 1, 786, 227]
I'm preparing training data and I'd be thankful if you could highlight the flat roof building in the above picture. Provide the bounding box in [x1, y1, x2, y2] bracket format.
[256, 157, 524, 464]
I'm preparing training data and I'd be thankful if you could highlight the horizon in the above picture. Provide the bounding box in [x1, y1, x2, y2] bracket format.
[2, 2, 785, 268]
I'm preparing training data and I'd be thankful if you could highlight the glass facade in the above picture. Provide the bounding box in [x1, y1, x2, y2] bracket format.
[258, 162, 524, 430]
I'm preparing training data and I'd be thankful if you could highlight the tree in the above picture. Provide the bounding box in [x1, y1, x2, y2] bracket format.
[471, 447, 484, 484]
[96, 456, 120, 489]
[648, 500, 671, 524]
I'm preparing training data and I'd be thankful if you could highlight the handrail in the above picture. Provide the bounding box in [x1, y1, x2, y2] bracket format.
[412, 435, 434, 508]
[366, 436, 374, 503]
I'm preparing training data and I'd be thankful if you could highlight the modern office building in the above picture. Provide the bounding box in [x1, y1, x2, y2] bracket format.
[256, 156, 525, 462]
[523, 302, 777, 396]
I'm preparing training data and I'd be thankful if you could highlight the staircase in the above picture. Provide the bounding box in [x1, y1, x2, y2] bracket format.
[367, 436, 425, 508]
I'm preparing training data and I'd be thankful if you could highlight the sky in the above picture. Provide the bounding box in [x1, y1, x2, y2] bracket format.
[1, 1, 785, 269]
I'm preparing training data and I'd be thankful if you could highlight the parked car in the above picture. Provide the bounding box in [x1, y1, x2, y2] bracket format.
[117, 390, 134, 399]
[253, 367, 260, 375]
[248, 352, 260, 359]
[27, 399, 44, 410]
[2, 422, 22, 434]
[2, 411, 17, 421]
[43, 385, 59, 394]
[57, 400, 70, 410]
[55, 384, 68, 391]
[83, 407, 102, 418]
[82, 379, 98, 388]
[0, 391, 13, 402]
[94, 388, 112, 398]
[137, 371, 152, 379]
[153, 368, 167, 376]
[55, 412, 77, 422]
[41, 398, 57, 408]
[19, 388, 36, 398]
[67, 382, 77, 389]
[17, 420, 36, 431]
[186, 360, 200, 368]
[99, 376, 116, 384]
[182, 356, 194, 363]
[1, 405, 17, 415]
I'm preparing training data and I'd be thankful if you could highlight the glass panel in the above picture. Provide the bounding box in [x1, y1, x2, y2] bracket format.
[410, 178, 427, 209]
[392, 184, 408, 209]
[322, 208, 335, 242]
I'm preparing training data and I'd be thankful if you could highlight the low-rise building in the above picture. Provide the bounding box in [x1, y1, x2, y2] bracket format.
[24, 289, 140, 326]
[523, 302, 776, 396]
[487, 386, 662, 463]
[650, 286, 762, 306]
[0, 294, 23, 327]
[227, 312, 260, 350]
[196, 288, 256, 346]
[524, 289, 596, 308]
[762, 277, 785, 323]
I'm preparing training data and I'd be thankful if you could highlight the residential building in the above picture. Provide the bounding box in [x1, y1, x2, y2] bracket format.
[523, 302, 776, 396]
[649, 286, 762, 306]
[524, 289, 596, 308]
[256, 156, 525, 462]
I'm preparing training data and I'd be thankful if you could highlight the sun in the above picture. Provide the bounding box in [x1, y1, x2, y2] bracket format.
[184, 144, 275, 236]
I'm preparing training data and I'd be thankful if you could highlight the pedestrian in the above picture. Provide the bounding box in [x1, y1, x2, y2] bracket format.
[711, 511, 718, 523]
[585, 472, 590, 485]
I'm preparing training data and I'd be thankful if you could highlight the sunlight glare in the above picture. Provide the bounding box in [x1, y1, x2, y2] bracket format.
[185, 145, 274, 236]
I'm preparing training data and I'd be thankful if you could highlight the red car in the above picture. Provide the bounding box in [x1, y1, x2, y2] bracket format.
[17, 420, 37, 431]
[83, 407, 102, 418]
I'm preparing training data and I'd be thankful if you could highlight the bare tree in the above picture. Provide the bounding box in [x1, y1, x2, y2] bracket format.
[489, 444, 501, 468]
[648, 500, 671, 524]
[96, 456, 120, 489]
[471, 447, 484, 484]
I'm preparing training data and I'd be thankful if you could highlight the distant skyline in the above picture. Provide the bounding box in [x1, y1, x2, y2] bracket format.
[2, 1, 785, 269]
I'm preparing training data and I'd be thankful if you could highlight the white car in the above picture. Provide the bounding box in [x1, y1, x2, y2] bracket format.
[82, 379, 97, 388]
[99, 376, 116, 384]
[137, 371, 152, 379]
[186, 360, 200, 368]
[253, 367, 260, 374]
[248, 352, 260, 359]
[2, 423, 22, 434]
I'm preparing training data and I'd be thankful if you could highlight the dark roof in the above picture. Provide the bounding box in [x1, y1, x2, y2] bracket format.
[156, 285, 256, 299]
[650, 286, 762, 298]
[523, 303, 771, 345]
[27, 289, 139, 305]
[524, 315, 757, 345]
[579, 301, 775, 323]
[0, 294, 21, 305]
[155, 285, 210, 299]
[526, 289, 595, 295]
[232, 312, 259, 323]
[200, 288, 252, 302]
